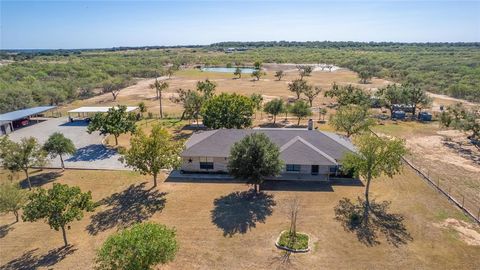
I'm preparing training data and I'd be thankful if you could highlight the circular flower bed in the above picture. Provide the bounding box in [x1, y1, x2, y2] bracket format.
[275, 230, 310, 253]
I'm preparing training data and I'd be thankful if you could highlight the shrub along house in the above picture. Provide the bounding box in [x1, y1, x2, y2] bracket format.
[180, 124, 356, 181]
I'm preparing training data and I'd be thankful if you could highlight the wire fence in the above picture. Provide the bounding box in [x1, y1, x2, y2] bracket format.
[370, 130, 480, 224]
[405, 155, 480, 224]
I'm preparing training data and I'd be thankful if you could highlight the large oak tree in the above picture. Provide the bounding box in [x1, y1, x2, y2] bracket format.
[201, 93, 254, 129]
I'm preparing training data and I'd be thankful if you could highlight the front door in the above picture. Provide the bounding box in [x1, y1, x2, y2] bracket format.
[311, 165, 319, 175]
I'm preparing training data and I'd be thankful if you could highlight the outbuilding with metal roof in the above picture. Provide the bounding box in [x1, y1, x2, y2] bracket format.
[0, 106, 57, 135]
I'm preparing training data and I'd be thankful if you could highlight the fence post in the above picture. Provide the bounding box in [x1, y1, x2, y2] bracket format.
[462, 195, 464, 208]
[477, 208, 480, 220]
[437, 177, 440, 187]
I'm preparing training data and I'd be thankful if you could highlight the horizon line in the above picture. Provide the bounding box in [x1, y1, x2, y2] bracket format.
[2, 40, 480, 51]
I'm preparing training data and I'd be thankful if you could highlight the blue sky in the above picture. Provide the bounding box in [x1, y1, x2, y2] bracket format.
[1, 1, 479, 49]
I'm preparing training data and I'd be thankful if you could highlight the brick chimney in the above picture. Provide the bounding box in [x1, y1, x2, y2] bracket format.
[307, 119, 313, 130]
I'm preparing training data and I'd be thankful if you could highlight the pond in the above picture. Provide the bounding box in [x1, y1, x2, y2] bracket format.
[201, 67, 257, 73]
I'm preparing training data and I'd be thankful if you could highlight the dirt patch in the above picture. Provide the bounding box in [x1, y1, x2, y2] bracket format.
[435, 218, 480, 246]
[407, 135, 480, 173]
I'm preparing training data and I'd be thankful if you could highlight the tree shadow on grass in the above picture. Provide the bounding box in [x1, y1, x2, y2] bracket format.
[66, 144, 117, 162]
[0, 224, 14, 239]
[86, 182, 167, 235]
[334, 197, 412, 247]
[211, 190, 276, 237]
[443, 140, 480, 165]
[20, 171, 62, 189]
[0, 245, 76, 270]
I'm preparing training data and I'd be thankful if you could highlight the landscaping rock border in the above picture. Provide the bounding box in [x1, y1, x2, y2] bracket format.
[274, 230, 311, 253]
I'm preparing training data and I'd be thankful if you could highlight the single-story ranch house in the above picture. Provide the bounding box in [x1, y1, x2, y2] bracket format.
[180, 128, 357, 181]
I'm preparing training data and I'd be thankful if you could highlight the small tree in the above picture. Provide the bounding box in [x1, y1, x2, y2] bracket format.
[288, 79, 310, 100]
[183, 90, 204, 127]
[0, 137, 47, 190]
[87, 105, 137, 146]
[23, 183, 95, 246]
[201, 93, 254, 129]
[318, 107, 327, 121]
[288, 197, 300, 244]
[96, 223, 178, 270]
[102, 76, 130, 101]
[254, 61, 262, 70]
[196, 79, 216, 99]
[404, 84, 431, 116]
[341, 134, 407, 218]
[330, 105, 375, 138]
[250, 93, 264, 119]
[251, 70, 264, 81]
[358, 69, 373, 84]
[274, 70, 285, 81]
[376, 84, 407, 116]
[290, 100, 312, 125]
[0, 182, 27, 223]
[234, 67, 242, 79]
[325, 83, 371, 107]
[284, 102, 292, 122]
[138, 101, 147, 118]
[297, 65, 313, 80]
[441, 104, 480, 141]
[43, 132, 76, 171]
[165, 65, 178, 79]
[228, 133, 283, 193]
[149, 79, 169, 118]
[303, 86, 322, 107]
[123, 125, 183, 187]
[263, 98, 285, 124]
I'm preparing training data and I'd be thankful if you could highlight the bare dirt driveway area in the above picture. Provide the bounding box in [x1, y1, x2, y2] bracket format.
[7, 117, 127, 170]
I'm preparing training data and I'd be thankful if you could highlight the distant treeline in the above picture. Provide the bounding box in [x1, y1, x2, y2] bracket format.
[0, 41, 479, 113]
[210, 41, 480, 50]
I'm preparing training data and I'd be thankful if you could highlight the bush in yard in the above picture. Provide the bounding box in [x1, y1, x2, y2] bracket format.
[96, 223, 178, 270]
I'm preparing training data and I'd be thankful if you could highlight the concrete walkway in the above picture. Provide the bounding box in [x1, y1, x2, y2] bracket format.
[7, 117, 129, 170]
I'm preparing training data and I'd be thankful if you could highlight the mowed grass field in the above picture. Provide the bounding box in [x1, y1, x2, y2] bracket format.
[0, 167, 479, 270]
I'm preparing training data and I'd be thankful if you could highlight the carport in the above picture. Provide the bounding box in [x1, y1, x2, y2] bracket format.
[0, 106, 57, 134]
[67, 106, 138, 119]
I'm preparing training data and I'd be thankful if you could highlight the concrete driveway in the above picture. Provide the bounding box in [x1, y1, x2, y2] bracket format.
[7, 117, 129, 170]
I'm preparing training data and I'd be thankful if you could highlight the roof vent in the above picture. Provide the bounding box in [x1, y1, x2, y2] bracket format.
[307, 119, 313, 130]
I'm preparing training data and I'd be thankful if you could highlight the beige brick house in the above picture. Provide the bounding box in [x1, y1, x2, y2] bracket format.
[180, 128, 356, 181]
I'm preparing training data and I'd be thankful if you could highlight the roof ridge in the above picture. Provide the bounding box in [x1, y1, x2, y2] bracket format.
[318, 131, 356, 153]
[280, 136, 337, 164]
